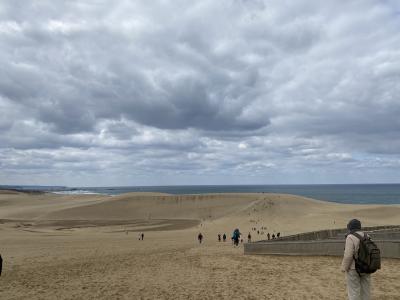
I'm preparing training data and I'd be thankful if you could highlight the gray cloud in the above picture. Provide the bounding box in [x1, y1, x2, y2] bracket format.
[1, 0, 400, 185]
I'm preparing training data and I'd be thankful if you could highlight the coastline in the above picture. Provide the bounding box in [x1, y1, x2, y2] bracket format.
[2, 183, 400, 204]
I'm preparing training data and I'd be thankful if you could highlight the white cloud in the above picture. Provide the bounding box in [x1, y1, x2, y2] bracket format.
[238, 143, 248, 149]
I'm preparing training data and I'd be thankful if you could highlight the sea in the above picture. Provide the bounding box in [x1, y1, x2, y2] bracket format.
[1, 184, 400, 205]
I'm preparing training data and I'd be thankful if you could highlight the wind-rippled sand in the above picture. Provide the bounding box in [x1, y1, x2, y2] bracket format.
[1, 191, 399, 299]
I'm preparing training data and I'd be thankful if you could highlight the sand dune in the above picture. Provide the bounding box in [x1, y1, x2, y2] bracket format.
[41, 193, 265, 221]
[2, 191, 400, 236]
[0, 191, 399, 299]
[0, 190, 106, 220]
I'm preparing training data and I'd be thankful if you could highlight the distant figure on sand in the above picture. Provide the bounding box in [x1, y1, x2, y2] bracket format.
[141, 233, 144, 240]
[248, 232, 252, 243]
[277, 232, 280, 238]
[223, 233, 227, 242]
[341, 219, 373, 300]
[267, 233, 270, 240]
[0, 254, 2, 276]
[218, 234, 221, 242]
[198, 233, 203, 244]
[272, 233, 275, 239]
[232, 228, 241, 246]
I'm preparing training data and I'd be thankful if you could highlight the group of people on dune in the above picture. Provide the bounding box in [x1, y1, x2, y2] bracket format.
[197, 231, 237, 245]
[197, 226, 283, 246]
[197, 228, 249, 246]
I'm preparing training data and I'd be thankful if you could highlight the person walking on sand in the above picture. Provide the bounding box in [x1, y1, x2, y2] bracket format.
[247, 232, 252, 243]
[232, 228, 241, 247]
[141, 233, 144, 241]
[267, 232, 270, 240]
[223, 233, 227, 242]
[198, 232, 203, 244]
[218, 233, 221, 242]
[341, 219, 371, 300]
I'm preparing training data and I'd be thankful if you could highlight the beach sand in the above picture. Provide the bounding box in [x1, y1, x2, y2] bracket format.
[0, 191, 399, 299]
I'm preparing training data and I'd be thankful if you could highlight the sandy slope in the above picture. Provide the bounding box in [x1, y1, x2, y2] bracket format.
[0, 190, 399, 299]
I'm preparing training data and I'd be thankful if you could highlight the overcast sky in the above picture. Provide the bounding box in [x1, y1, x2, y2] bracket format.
[1, 0, 400, 187]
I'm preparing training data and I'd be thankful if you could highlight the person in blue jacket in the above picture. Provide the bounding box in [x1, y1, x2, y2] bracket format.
[232, 228, 241, 246]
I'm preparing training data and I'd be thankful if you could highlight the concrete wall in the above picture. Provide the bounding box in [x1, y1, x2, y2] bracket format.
[244, 240, 400, 258]
[368, 233, 400, 240]
[265, 225, 400, 242]
[327, 232, 400, 240]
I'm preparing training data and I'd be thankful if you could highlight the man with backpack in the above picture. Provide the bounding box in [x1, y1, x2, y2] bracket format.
[341, 219, 381, 300]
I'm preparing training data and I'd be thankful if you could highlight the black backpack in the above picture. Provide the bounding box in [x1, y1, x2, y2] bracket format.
[352, 232, 381, 275]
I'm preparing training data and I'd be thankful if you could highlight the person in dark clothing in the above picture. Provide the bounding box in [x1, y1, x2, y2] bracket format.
[232, 229, 241, 246]
[0, 254, 2, 276]
[267, 233, 270, 240]
[218, 234, 221, 242]
[247, 232, 252, 243]
[277, 232, 280, 238]
[223, 233, 227, 242]
[198, 232, 203, 244]
[141, 233, 144, 240]
[272, 233, 275, 239]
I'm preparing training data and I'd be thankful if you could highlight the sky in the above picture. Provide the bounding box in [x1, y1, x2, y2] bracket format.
[1, 0, 400, 187]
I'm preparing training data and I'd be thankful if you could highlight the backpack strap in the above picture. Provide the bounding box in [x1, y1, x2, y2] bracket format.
[351, 232, 365, 241]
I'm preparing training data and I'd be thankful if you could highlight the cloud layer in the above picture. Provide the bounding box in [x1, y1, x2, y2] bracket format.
[1, 0, 400, 186]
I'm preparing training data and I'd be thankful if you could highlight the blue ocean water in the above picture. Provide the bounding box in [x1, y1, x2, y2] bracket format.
[2, 184, 400, 205]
